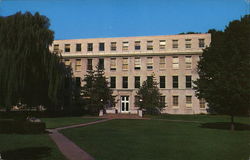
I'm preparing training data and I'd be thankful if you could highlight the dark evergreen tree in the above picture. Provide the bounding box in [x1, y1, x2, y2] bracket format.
[194, 15, 250, 130]
[135, 75, 165, 115]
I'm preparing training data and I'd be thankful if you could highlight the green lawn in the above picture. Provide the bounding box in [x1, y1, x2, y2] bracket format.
[41, 117, 101, 129]
[0, 134, 66, 160]
[61, 117, 250, 160]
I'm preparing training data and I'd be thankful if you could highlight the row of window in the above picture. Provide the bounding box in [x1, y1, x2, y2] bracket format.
[54, 39, 205, 53]
[65, 56, 193, 72]
[109, 76, 192, 89]
[139, 95, 206, 108]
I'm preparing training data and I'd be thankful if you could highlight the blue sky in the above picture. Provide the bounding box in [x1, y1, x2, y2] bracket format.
[0, 0, 248, 40]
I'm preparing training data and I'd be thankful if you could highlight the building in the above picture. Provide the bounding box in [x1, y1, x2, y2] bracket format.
[51, 33, 211, 114]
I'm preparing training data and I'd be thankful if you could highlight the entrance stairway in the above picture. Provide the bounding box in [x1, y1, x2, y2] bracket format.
[101, 113, 148, 119]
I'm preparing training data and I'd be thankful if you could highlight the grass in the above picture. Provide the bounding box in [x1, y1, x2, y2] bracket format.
[61, 116, 250, 160]
[41, 116, 101, 129]
[0, 134, 66, 160]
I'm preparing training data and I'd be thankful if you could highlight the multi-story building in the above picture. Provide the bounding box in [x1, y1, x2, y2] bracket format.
[51, 34, 211, 114]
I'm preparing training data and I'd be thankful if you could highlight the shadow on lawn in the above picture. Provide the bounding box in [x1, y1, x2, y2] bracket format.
[200, 122, 250, 131]
[2, 147, 51, 160]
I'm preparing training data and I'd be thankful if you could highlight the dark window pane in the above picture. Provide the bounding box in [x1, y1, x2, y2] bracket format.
[134, 76, 140, 88]
[76, 43, 81, 52]
[173, 76, 178, 88]
[87, 59, 92, 70]
[99, 43, 105, 51]
[110, 77, 116, 88]
[186, 76, 192, 88]
[76, 77, 81, 87]
[122, 77, 128, 88]
[99, 58, 104, 70]
[87, 43, 93, 51]
[160, 76, 165, 88]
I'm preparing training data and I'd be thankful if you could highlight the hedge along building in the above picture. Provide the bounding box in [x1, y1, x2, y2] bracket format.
[51, 33, 211, 114]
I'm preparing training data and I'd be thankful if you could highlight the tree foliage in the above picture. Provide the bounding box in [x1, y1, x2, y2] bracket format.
[194, 15, 250, 129]
[0, 12, 75, 111]
[135, 75, 165, 115]
[82, 64, 115, 114]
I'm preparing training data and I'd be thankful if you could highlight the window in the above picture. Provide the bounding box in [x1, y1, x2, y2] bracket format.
[173, 96, 179, 107]
[135, 41, 141, 50]
[159, 57, 166, 69]
[110, 77, 116, 88]
[199, 98, 206, 108]
[160, 76, 166, 88]
[76, 43, 81, 52]
[172, 56, 179, 69]
[122, 42, 129, 51]
[64, 59, 71, 66]
[134, 57, 141, 70]
[134, 96, 140, 107]
[185, 56, 192, 69]
[134, 76, 140, 88]
[75, 77, 81, 87]
[186, 96, 192, 108]
[99, 58, 104, 70]
[185, 39, 192, 48]
[75, 59, 81, 72]
[186, 76, 192, 88]
[99, 43, 105, 51]
[147, 41, 153, 50]
[54, 44, 59, 52]
[110, 58, 116, 70]
[147, 57, 153, 70]
[172, 76, 178, 88]
[65, 44, 70, 52]
[172, 40, 178, 48]
[160, 96, 166, 106]
[159, 40, 166, 49]
[122, 58, 129, 70]
[111, 42, 116, 51]
[199, 39, 205, 48]
[147, 76, 153, 82]
[87, 43, 93, 51]
[122, 77, 128, 88]
[87, 59, 92, 70]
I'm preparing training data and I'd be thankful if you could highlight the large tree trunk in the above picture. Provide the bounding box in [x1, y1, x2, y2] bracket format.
[230, 115, 235, 131]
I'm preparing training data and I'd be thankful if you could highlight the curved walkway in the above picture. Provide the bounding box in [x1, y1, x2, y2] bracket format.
[48, 119, 111, 160]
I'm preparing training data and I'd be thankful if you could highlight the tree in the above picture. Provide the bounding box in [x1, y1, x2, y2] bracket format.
[82, 64, 115, 114]
[194, 15, 250, 130]
[0, 12, 75, 113]
[135, 75, 165, 115]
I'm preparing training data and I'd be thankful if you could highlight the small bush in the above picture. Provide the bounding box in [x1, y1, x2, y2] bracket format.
[0, 120, 46, 134]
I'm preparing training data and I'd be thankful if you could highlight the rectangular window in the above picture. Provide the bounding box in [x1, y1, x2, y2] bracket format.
[134, 76, 140, 88]
[87, 43, 93, 51]
[75, 77, 81, 87]
[122, 42, 129, 51]
[99, 43, 105, 51]
[185, 56, 192, 69]
[147, 57, 153, 70]
[159, 57, 166, 69]
[160, 96, 166, 107]
[199, 39, 205, 48]
[160, 76, 166, 88]
[200, 98, 206, 108]
[110, 58, 116, 70]
[54, 44, 59, 52]
[122, 58, 129, 70]
[99, 58, 104, 70]
[172, 40, 178, 48]
[65, 44, 70, 52]
[185, 39, 192, 48]
[64, 59, 71, 66]
[186, 96, 192, 108]
[186, 76, 192, 88]
[87, 59, 92, 70]
[147, 41, 153, 50]
[173, 96, 179, 106]
[110, 77, 116, 88]
[75, 59, 81, 72]
[111, 42, 116, 51]
[76, 43, 81, 52]
[134, 96, 140, 108]
[134, 57, 141, 70]
[135, 41, 141, 50]
[122, 77, 128, 88]
[172, 76, 178, 88]
[159, 40, 166, 49]
[172, 56, 179, 69]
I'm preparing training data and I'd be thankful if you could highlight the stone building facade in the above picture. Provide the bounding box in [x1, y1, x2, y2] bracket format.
[51, 33, 211, 114]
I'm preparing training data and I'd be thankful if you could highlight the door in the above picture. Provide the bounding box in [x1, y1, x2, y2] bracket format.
[121, 96, 129, 113]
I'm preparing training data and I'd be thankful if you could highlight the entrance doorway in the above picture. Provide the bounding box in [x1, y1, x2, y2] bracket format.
[121, 96, 129, 113]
